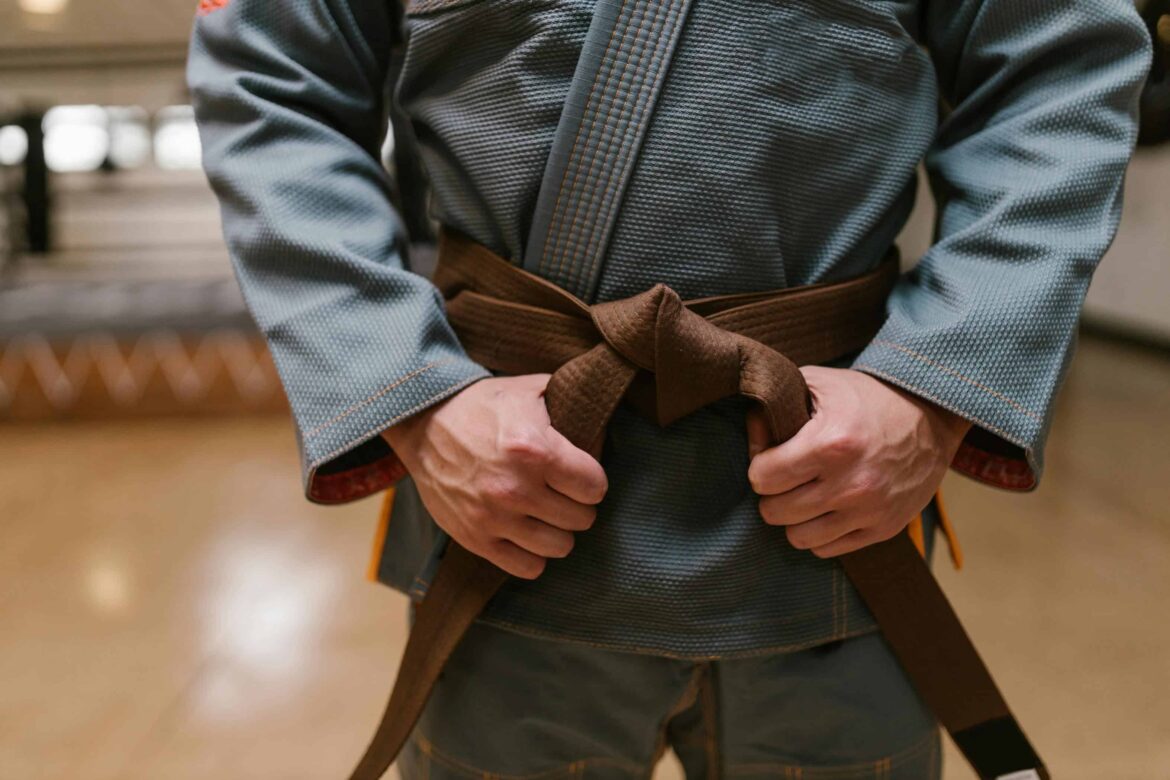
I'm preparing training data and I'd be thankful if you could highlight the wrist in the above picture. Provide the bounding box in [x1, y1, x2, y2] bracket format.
[380, 404, 435, 458]
[871, 375, 973, 443]
[379, 378, 477, 460]
[914, 393, 972, 439]
[927, 400, 974, 442]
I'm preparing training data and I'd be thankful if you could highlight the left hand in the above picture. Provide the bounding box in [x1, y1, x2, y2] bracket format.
[746, 366, 972, 558]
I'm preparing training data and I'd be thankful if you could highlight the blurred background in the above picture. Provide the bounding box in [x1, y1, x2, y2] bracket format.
[0, 1, 1168, 778]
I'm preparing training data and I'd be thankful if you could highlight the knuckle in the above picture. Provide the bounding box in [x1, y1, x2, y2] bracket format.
[464, 507, 496, 534]
[454, 530, 485, 557]
[501, 429, 549, 464]
[481, 476, 526, 507]
[846, 471, 882, 502]
[822, 427, 860, 459]
[758, 498, 781, 525]
[842, 472, 879, 502]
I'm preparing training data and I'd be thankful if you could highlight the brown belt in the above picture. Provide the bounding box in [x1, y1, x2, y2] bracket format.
[348, 230, 1048, 780]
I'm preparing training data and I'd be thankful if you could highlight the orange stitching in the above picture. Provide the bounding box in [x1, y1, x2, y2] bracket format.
[868, 339, 1042, 421]
[411, 732, 646, 778]
[852, 365, 1031, 452]
[307, 372, 485, 479]
[726, 727, 937, 775]
[303, 358, 458, 440]
[651, 663, 705, 766]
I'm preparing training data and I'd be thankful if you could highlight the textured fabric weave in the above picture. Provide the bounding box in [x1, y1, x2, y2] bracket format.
[188, 0, 1150, 656]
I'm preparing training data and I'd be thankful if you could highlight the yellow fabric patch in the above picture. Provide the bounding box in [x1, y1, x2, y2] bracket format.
[907, 491, 963, 571]
[366, 487, 396, 582]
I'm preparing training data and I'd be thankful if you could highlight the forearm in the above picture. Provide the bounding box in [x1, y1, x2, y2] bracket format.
[188, 0, 489, 503]
[853, 0, 1151, 490]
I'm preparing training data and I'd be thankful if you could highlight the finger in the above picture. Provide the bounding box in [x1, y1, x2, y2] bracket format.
[500, 514, 576, 559]
[747, 420, 825, 495]
[746, 404, 771, 459]
[758, 478, 834, 526]
[748, 449, 820, 496]
[525, 486, 598, 532]
[484, 538, 548, 579]
[542, 425, 609, 504]
[785, 511, 862, 551]
[808, 527, 881, 559]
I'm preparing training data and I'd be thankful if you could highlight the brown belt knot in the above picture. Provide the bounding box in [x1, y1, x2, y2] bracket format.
[547, 280, 812, 454]
[433, 230, 895, 455]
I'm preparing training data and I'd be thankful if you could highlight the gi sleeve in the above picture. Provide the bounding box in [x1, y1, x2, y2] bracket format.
[851, 0, 1151, 490]
[187, 0, 490, 504]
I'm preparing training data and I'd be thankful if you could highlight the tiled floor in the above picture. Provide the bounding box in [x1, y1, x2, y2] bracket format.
[1, 335, 1167, 779]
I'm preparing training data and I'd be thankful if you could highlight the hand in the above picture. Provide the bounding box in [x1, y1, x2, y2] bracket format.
[381, 374, 608, 579]
[746, 366, 971, 558]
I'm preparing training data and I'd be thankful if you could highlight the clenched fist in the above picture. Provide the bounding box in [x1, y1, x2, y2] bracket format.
[746, 366, 971, 558]
[380, 373, 608, 579]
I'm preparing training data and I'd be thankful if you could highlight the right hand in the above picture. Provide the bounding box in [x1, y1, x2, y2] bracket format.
[380, 373, 609, 579]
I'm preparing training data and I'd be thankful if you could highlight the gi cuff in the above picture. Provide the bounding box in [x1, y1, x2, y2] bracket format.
[300, 355, 491, 504]
[852, 339, 1043, 492]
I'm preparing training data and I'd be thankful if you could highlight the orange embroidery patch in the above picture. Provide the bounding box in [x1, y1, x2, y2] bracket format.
[196, 0, 231, 16]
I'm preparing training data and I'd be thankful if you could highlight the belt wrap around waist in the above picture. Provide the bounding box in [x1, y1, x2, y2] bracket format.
[348, 231, 1049, 780]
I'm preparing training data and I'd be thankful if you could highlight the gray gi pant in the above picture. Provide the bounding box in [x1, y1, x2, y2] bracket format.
[398, 623, 940, 780]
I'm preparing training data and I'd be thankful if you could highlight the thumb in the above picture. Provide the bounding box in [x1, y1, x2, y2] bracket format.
[745, 405, 772, 459]
[524, 372, 554, 391]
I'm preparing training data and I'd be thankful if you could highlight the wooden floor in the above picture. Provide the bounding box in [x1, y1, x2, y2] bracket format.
[0, 335, 1167, 779]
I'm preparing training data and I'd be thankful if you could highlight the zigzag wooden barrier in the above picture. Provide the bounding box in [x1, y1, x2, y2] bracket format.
[0, 329, 287, 421]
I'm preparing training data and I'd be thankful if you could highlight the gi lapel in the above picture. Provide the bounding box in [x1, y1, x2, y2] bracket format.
[523, 0, 697, 302]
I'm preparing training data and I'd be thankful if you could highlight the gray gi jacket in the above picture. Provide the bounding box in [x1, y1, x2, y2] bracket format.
[188, 0, 1150, 656]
